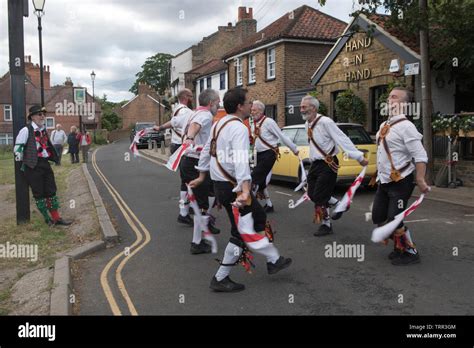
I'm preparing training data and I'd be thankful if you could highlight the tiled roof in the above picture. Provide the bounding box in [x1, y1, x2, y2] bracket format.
[366, 14, 420, 54]
[0, 72, 101, 112]
[223, 5, 347, 59]
[186, 59, 227, 77]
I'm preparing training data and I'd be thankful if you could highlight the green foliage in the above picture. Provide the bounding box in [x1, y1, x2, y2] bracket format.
[335, 89, 367, 125]
[99, 94, 122, 131]
[93, 133, 108, 145]
[130, 53, 174, 95]
[350, 1, 474, 91]
[432, 113, 474, 133]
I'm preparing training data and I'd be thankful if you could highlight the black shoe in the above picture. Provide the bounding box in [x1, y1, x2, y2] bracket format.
[263, 205, 274, 213]
[177, 214, 193, 226]
[208, 221, 220, 235]
[190, 240, 212, 254]
[314, 224, 333, 236]
[388, 249, 402, 260]
[53, 219, 72, 226]
[391, 251, 420, 265]
[267, 256, 292, 275]
[210, 276, 245, 292]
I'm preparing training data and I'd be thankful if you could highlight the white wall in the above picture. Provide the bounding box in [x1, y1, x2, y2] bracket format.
[414, 73, 456, 115]
[170, 49, 193, 97]
[195, 70, 227, 107]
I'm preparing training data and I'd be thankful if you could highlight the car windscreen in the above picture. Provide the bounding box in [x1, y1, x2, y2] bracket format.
[281, 128, 298, 143]
[136, 124, 154, 131]
[339, 126, 373, 144]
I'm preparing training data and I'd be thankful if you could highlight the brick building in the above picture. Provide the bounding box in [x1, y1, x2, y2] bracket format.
[170, 6, 257, 97]
[0, 56, 101, 144]
[308, 13, 473, 186]
[185, 59, 228, 107]
[117, 82, 166, 130]
[222, 5, 346, 127]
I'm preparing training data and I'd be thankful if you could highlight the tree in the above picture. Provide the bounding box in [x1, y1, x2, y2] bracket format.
[99, 94, 121, 131]
[130, 53, 173, 95]
[335, 90, 367, 125]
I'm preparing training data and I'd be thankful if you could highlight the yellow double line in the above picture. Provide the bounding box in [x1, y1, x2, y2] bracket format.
[91, 148, 152, 315]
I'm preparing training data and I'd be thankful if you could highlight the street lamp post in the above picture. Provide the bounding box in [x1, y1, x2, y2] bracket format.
[91, 70, 96, 142]
[32, 0, 45, 107]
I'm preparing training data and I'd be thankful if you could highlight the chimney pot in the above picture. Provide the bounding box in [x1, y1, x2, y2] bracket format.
[238, 6, 253, 22]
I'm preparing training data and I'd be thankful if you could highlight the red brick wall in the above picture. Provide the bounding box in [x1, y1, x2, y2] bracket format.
[227, 41, 334, 127]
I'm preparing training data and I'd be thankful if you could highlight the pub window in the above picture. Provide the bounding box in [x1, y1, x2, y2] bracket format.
[0, 133, 13, 145]
[199, 79, 204, 93]
[45, 117, 55, 129]
[267, 47, 276, 79]
[4, 105, 12, 121]
[236, 58, 243, 86]
[370, 85, 388, 133]
[206, 77, 211, 89]
[265, 104, 277, 120]
[220, 72, 225, 90]
[462, 138, 474, 160]
[248, 54, 256, 83]
[331, 90, 344, 122]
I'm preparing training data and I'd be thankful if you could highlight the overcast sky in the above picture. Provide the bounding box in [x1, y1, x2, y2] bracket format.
[1, 0, 363, 102]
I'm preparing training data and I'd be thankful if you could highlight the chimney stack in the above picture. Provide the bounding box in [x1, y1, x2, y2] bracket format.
[238, 7, 253, 22]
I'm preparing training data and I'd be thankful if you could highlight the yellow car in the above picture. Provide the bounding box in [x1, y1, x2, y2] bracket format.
[272, 123, 377, 184]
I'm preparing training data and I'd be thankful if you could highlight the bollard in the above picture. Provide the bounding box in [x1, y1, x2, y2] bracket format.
[153, 140, 158, 152]
[161, 141, 165, 154]
[148, 140, 152, 150]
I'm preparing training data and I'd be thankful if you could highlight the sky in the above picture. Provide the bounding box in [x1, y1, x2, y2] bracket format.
[1, 0, 364, 102]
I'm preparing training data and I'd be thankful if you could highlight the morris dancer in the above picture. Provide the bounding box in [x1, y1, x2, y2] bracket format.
[190, 88, 291, 292]
[300, 96, 368, 236]
[154, 89, 194, 226]
[14, 105, 71, 226]
[250, 100, 299, 213]
[181, 89, 221, 254]
[372, 87, 429, 265]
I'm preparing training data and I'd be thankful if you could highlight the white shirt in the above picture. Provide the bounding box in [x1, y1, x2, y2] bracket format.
[305, 114, 364, 162]
[51, 129, 67, 145]
[14, 121, 49, 158]
[170, 103, 193, 145]
[196, 115, 252, 192]
[15, 121, 44, 144]
[183, 108, 213, 159]
[254, 116, 298, 153]
[376, 114, 428, 184]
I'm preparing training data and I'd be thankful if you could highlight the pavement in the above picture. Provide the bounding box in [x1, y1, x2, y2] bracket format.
[74, 139, 474, 315]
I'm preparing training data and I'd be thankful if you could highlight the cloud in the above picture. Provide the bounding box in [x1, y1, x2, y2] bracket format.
[1, 0, 354, 102]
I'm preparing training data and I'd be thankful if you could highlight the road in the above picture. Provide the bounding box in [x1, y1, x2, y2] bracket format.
[75, 139, 474, 315]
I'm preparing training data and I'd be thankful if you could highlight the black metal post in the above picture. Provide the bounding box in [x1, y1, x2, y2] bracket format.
[37, 15, 44, 106]
[8, 0, 30, 224]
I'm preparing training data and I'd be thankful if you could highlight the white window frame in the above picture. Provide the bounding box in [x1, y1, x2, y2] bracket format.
[4, 105, 12, 121]
[45, 117, 55, 129]
[267, 47, 276, 79]
[248, 54, 256, 83]
[0, 133, 14, 145]
[235, 58, 243, 86]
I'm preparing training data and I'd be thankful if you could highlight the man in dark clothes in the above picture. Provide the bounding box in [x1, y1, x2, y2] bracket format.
[14, 105, 72, 226]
